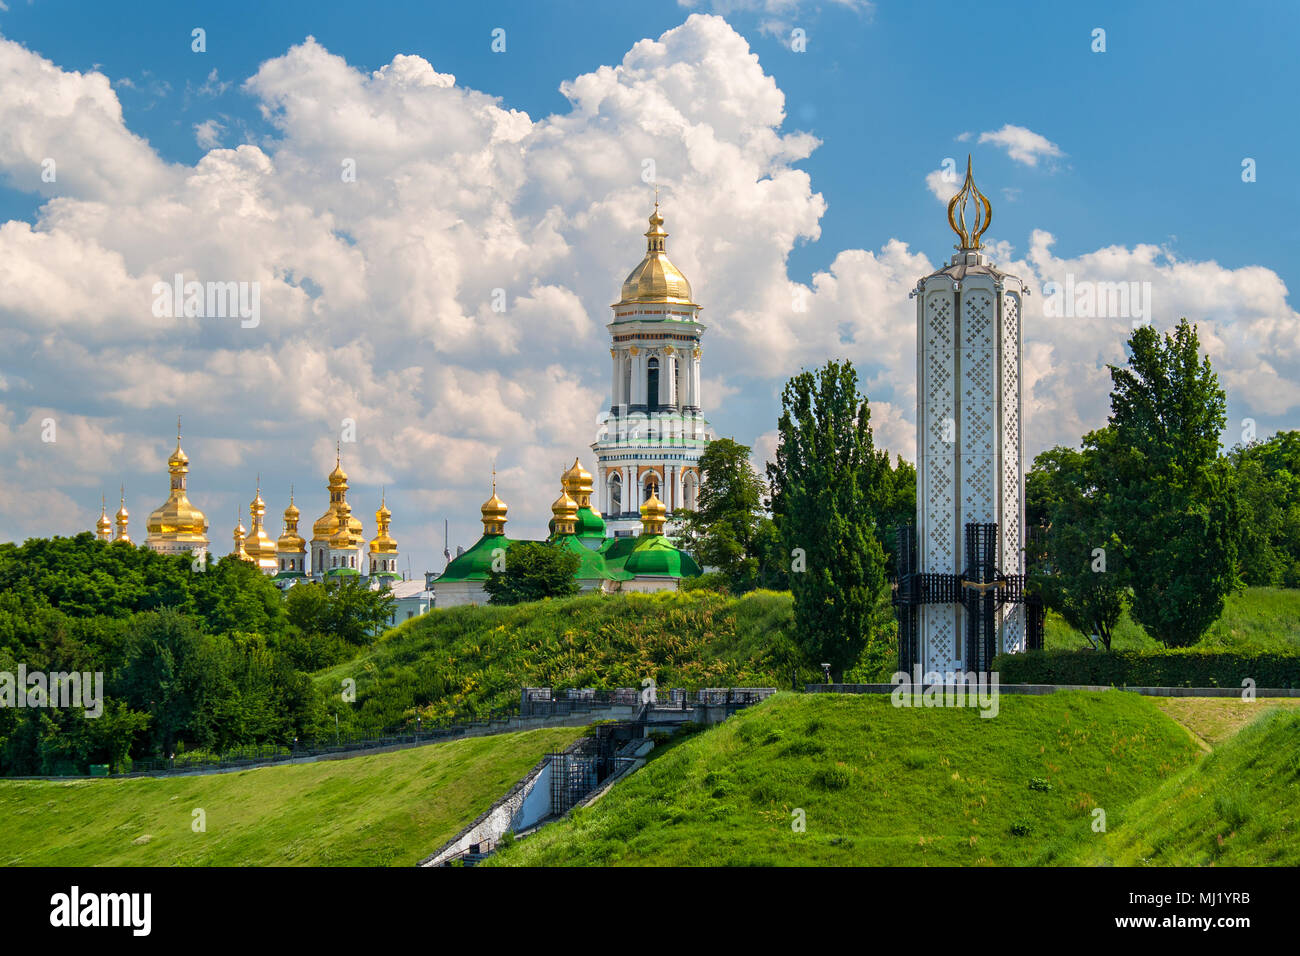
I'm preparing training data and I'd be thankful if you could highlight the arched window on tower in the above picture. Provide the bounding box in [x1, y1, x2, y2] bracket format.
[643, 473, 660, 503]
[608, 471, 622, 516]
[647, 357, 660, 412]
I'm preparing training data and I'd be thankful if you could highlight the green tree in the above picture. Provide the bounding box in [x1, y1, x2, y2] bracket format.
[1027, 441, 1127, 649]
[283, 577, 395, 646]
[674, 437, 779, 592]
[767, 360, 889, 680]
[1098, 319, 1239, 647]
[1227, 431, 1300, 587]
[484, 542, 580, 605]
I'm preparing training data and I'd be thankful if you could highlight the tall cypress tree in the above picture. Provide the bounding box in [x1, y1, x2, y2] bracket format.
[767, 360, 888, 680]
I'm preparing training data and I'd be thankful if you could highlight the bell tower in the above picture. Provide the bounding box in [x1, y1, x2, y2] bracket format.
[895, 158, 1043, 676]
[592, 199, 713, 536]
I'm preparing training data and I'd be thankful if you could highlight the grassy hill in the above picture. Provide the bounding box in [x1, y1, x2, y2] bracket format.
[0, 725, 583, 866]
[318, 586, 1300, 734]
[1045, 586, 1300, 652]
[313, 589, 807, 731]
[1077, 705, 1300, 866]
[488, 691, 1204, 866]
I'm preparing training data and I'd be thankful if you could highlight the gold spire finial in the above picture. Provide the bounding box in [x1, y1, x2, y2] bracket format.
[947, 155, 992, 251]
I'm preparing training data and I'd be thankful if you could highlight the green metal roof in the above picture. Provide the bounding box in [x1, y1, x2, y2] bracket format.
[623, 534, 703, 578]
[435, 534, 515, 583]
[554, 533, 632, 582]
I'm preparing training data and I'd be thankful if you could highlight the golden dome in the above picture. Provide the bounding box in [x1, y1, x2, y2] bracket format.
[232, 511, 251, 561]
[369, 493, 398, 555]
[95, 496, 112, 539]
[312, 449, 363, 544]
[146, 424, 209, 544]
[480, 473, 508, 535]
[243, 483, 278, 570]
[328, 501, 362, 549]
[277, 489, 306, 554]
[616, 203, 696, 306]
[551, 482, 578, 536]
[639, 489, 667, 536]
[562, 457, 594, 495]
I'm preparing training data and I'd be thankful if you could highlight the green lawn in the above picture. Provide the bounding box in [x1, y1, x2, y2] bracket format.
[0, 725, 583, 866]
[488, 691, 1203, 867]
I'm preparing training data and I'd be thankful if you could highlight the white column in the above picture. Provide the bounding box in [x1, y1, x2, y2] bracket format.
[692, 357, 701, 409]
[658, 353, 671, 407]
[624, 466, 633, 514]
[631, 352, 644, 406]
[611, 351, 621, 406]
[676, 465, 684, 510]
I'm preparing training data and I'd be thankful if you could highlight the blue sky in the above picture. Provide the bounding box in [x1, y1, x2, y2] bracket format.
[1, 0, 1297, 573]
[5, 0, 1295, 284]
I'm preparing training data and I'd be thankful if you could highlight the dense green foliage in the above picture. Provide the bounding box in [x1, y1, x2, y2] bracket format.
[674, 437, 783, 593]
[484, 541, 580, 605]
[1098, 320, 1239, 647]
[0, 535, 391, 775]
[0, 725, 583, 865]
[1027, 443, 1127, 649]
[994, 647, 1300, 688]
[313, 590, 814, 730]
[767, 361, 889, 680]
[1227, 431, 1300, 587]
[489, 691, 1200, 866]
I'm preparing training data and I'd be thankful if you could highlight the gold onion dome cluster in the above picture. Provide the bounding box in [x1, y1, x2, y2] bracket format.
[313, 452, 364, 545]
[616, 204, 695, 306]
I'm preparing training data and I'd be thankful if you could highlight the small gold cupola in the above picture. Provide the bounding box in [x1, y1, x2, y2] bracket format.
[562, 457, 595, 509]
[244, 479, 278, 572]
[370, 491, 398, 555]
[551, 478, 579, 537]
[277, 487, 306, 554]
[95, 495, 112, 541]
[232, 510, 250, 561]
[481, 471, 508, 536]
[639, 489, 667, 536]
[113, 486, 132, 545]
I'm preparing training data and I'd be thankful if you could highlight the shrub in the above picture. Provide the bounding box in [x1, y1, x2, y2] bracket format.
[994, 648, 1300, 688]
[813, 764, 852, 790]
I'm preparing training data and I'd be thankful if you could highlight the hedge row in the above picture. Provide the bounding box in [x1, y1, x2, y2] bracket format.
[992, 649, 1300, 689]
